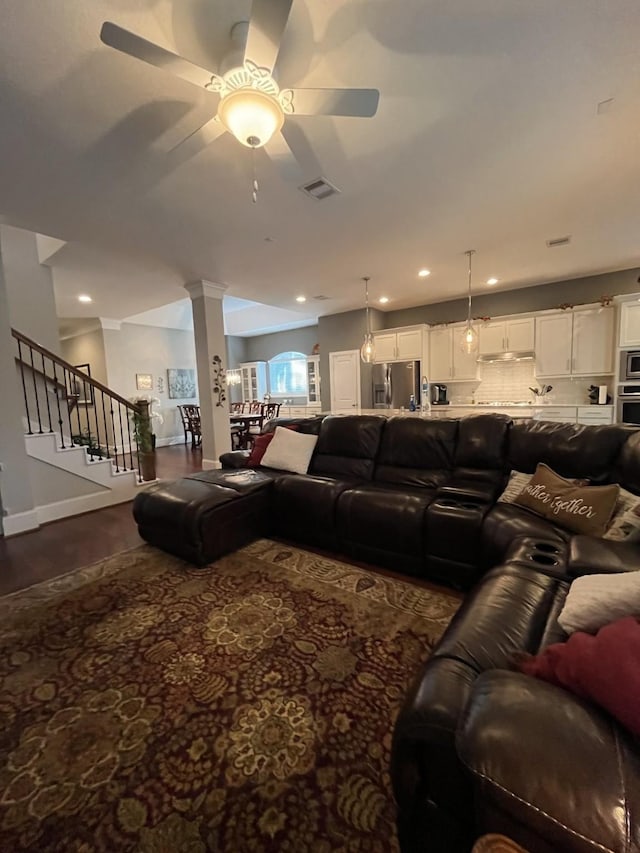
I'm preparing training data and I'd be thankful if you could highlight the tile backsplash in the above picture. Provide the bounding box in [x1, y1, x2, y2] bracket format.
[448, 361, 612, 405]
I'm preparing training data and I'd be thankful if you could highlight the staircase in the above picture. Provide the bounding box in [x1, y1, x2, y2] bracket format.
[12, 328, 151, 524]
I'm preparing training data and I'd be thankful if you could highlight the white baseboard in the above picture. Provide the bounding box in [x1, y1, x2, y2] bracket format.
[202, 458, 221, 470]
[155, 435, 186, 448]
[3, 509, 40, 536]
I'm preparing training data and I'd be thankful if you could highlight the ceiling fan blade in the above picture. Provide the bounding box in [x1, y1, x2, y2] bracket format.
[285, 87, 380, 118]
[169, 116, 227, 160]
[100, 22, 217, 90]
[244, 0, 293, 74]
[265, 130, 304, 182]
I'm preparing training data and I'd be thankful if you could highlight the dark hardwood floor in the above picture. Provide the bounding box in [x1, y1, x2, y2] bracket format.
[0, 444, 202, 596]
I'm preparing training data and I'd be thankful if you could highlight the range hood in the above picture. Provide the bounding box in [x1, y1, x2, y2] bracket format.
[477, 351, 535, 364]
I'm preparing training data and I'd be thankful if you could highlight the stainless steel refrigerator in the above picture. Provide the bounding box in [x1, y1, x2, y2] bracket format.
[372, 361, 420, 409]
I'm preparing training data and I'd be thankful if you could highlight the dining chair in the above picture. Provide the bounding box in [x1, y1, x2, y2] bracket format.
[182, 404, 201, 450]
[248, 400, 262, 414]
[261, 402, 282, 421]
[230, 402, 245, 414]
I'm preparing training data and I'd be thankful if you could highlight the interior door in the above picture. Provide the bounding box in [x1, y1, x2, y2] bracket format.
[330, 350, 361, 413]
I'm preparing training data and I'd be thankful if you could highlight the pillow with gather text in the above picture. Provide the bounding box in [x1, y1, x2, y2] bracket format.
[514, 463, 617, 536]
[260, 426, 318, 475]
[604, 487, 640, 541]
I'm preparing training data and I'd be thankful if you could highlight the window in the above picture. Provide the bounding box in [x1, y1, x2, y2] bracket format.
[268, 351, 308, 397]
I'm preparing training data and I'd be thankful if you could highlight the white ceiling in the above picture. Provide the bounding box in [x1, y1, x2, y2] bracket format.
[2, 0, 640, 330]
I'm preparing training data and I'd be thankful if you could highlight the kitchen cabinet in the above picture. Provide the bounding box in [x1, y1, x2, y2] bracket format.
[619, 301, 640, 348]
[535, 315, 573, 376]
[478, 318, 534, 355]
[306, 356, 320, 404]
[576, 406, 614, 425]
[239, 361, 267, 402]
[535, 309, 615, 377]
[373, 326, 423, 362]
[533, 406, 578, 424]
[571, 308, 614, 375]
[429, 325, 478, 381]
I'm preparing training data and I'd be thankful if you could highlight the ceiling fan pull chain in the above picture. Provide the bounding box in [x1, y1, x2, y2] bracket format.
[251, 146, 259, 204]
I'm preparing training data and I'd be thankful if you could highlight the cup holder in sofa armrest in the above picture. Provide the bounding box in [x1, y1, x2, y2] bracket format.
[528, 553, 560, 567]
[533, 542, 561, 555]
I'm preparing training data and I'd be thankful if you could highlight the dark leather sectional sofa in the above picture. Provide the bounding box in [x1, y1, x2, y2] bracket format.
[133, 413, 640, 853]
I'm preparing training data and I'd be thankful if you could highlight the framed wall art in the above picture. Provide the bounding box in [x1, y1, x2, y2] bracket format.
[167, 368, 197, 399]
[136, 373, 153, 391]
[71, 363, 94, 405]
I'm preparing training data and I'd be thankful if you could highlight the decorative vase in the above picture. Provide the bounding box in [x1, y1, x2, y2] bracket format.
[140, 451, 156, 482]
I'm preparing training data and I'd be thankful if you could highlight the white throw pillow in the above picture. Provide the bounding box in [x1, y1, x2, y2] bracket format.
[604, 487, 640, 541]
[558, 570, 640, 635]
[497, 471, 532, 504]
[260, 426, 318, 475]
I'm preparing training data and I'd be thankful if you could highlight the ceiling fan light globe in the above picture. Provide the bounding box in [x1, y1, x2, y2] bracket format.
[218, 89, 284, 148]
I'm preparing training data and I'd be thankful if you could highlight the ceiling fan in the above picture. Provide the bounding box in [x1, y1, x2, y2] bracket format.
[100, 0, 380, 181]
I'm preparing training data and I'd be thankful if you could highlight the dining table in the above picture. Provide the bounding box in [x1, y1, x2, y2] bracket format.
[229, 413, 264, 449]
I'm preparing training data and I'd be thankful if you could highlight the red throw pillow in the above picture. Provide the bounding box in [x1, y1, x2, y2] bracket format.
[247, 425, 299, 467]
[517, 616, 640, 735]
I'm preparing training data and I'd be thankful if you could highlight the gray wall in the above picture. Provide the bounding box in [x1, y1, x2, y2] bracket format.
[61, 327, 108, 385]
[386, 267, 640, 328]
[317, 309, 384, 410]
[244, 326, 318, 362]
[1, 225, 59, 353]
[0, 243, 35, 525]
[103, 323, 198, 442]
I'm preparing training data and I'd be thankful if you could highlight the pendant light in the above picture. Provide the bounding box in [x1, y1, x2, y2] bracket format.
[460, 249, 479, 355]
[360, 276, 376, 363]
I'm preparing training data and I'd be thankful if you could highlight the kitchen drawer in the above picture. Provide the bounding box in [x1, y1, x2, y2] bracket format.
[576, 406, 613, 425]
[533, 407, 577, 423]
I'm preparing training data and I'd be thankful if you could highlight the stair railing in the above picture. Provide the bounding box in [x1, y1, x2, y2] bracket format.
[11, 328, 143, 481]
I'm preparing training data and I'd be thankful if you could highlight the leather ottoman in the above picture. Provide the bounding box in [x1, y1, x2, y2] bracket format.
[133, 470, 274, 565]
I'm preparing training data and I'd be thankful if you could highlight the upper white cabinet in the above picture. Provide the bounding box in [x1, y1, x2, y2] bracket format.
[429, 327, 453, 380]
[429, 325, 478, 381]
[373, 326, 423, 362]
[535, 308, 615, 377]
[535, 314, 573, 376]
[572, 308, 614, 375]
[478, 318, 534, 355]
[619, 301, 640, 348]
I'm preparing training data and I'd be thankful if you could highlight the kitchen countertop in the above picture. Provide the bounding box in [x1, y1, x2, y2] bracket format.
[344, 404, 614, 419]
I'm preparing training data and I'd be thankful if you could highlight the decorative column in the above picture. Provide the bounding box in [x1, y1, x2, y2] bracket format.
[185, 280, 231, 468]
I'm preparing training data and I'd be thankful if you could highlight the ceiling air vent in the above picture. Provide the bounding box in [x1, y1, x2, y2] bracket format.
[299, 177, 340, 201]
[313, 295, 330, 301]
[546, 235, 571, 248]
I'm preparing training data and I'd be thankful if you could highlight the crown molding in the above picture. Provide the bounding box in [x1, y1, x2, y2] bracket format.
[184, 280, 228, 301]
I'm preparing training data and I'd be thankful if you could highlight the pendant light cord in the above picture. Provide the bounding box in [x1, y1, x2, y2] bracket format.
[465, 249, 475, 325]
[363, 276, 371, 335]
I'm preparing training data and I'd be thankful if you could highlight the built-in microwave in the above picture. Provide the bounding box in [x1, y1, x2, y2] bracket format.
[624, 351, 640, 380]
[617, 385, 640, 425]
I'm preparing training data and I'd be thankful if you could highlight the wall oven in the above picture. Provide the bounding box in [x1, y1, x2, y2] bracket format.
[617, 385, 640, 425]
[623, 351, 640, 381]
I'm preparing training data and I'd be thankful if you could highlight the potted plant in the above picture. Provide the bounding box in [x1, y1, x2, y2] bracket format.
[130, 395, 163, 481]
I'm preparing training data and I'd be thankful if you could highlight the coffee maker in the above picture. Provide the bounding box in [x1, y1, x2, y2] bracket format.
[432, 384, 449, 405]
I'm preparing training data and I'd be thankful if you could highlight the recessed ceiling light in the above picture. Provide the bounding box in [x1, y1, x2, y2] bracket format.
[418, 269, 431, 278]
[78, 294, 92, 303]
[486, 277, 499, 286]
[379, 296, 389, 304]
[295, 295, 306, 303]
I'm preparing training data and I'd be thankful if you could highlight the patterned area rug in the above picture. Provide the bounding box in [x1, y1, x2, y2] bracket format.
[0, 540, 460, 852]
